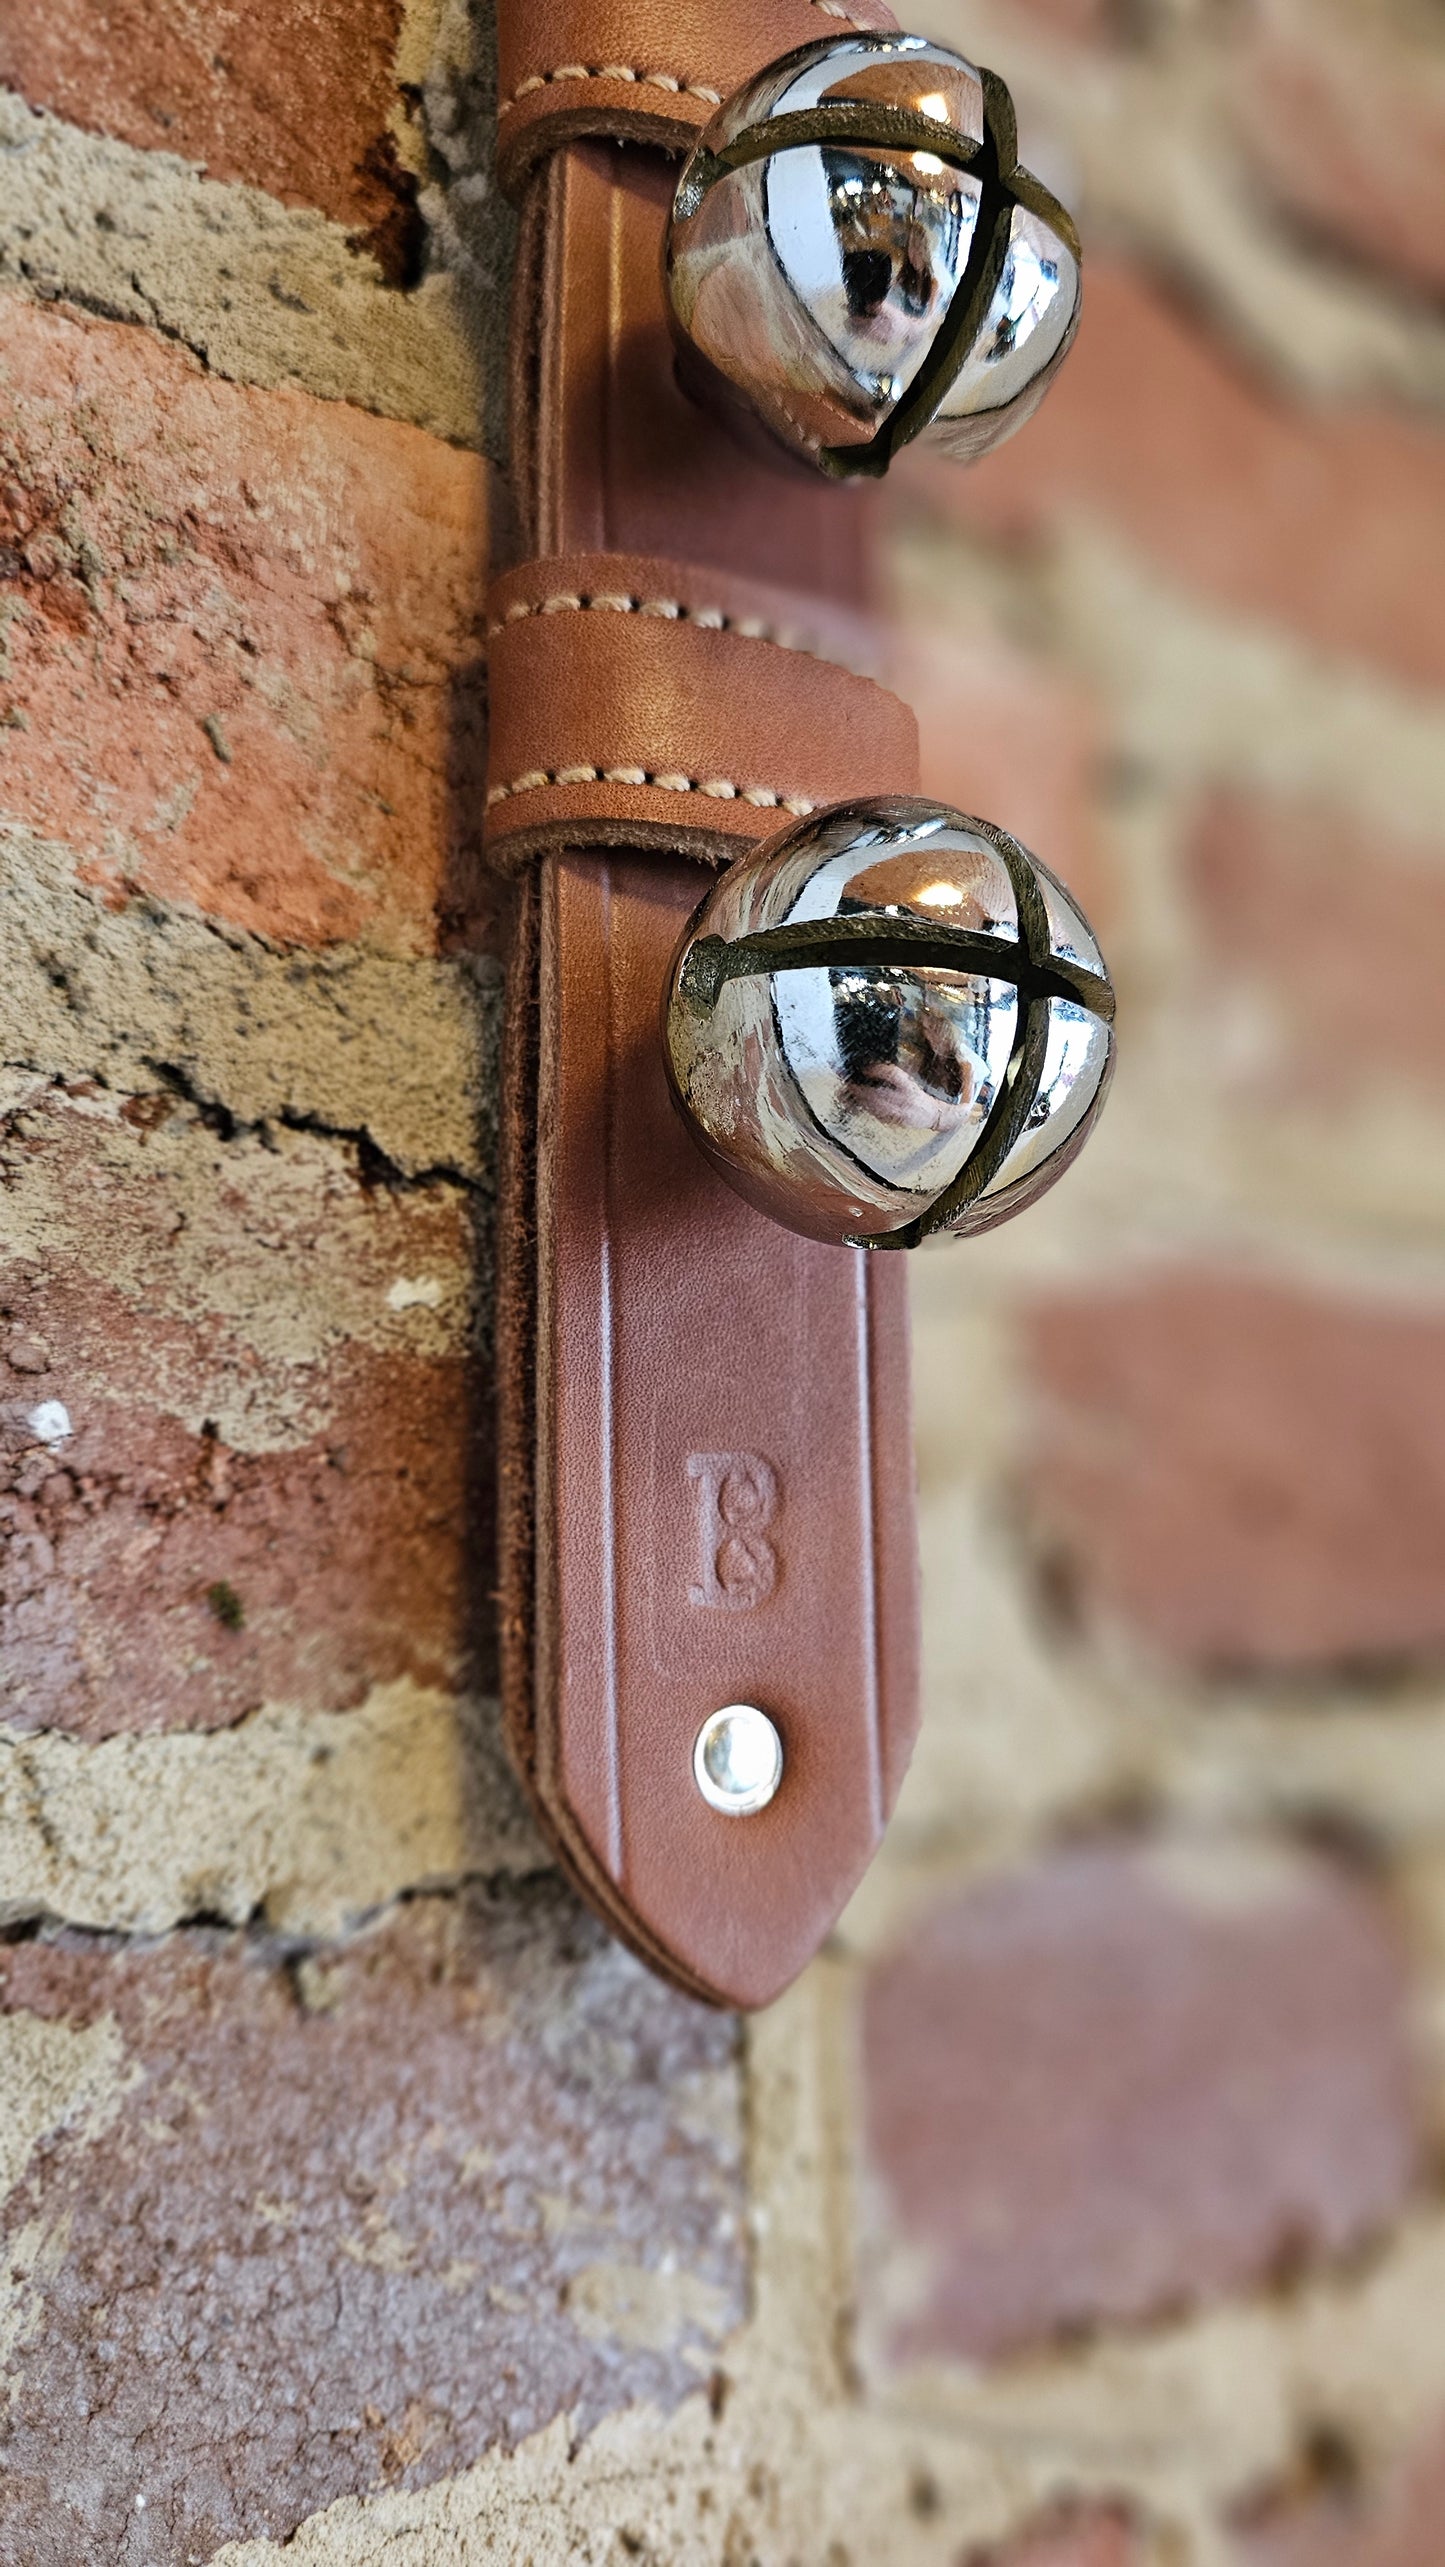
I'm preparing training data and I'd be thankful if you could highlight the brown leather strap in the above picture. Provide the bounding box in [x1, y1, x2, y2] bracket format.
[495, 134, 922, 2005]
[484, 550, 918, 871]
[531, 851, 921, 2007]
[496, 0, 901, 195]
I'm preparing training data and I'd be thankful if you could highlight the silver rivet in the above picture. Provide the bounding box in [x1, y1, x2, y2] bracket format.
[693, 1704, 783, 1817]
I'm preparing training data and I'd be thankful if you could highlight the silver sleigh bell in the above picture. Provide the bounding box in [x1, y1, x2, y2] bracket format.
[664, 32, 1081, 476]
[663, 798, 1114, 1250]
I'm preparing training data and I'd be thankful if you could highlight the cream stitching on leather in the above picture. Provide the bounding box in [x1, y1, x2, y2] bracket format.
[486, 767, 817, 815]
[772, 398, 824, 458]
[486, 590, 824, 657]
[498, 64, 722, 115]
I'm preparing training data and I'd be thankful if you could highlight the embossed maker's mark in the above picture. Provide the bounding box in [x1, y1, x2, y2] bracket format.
[687, 1453, 779, 1609]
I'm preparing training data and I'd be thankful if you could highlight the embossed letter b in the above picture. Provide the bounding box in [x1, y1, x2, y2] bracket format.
[687, 1453, 779, 1609]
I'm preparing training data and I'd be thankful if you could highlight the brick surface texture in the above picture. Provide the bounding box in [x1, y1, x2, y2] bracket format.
[0, 0, 422, 271]
[2, 0, 1445, 2557]
[0, 1890, 743, 2559]
[0, 295, 490, 954]
[0, 1105, 485, 1736]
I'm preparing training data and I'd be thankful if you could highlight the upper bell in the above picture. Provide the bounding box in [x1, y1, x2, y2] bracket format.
[663, 31, 1082, 478]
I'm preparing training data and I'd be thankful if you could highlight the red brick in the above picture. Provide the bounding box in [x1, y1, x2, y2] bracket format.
[1024, 1275, 1445, 1673]
[890, 621, 1109, 929]
[1187, 792, 1445, 1101]
[862, 1840, 1416, 2365]
[1234, 0, 1445, 302]
[0, 1084, 486, 1738]
[1237, 2421, 1445, 2566]
[0, 1890, 743, 2559]
[0, 297, 490, 956]
[904, 262, 1445, 695]
[0, 0, 421, 274]
[982, 2512, 1139, 2567]
[0, 1302, 482, 1739]
[1241, 2499, 1375, 2567]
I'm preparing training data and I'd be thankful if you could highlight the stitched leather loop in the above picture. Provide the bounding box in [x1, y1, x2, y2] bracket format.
[495, 0, 901, 194]
[483, 550, 919, 872]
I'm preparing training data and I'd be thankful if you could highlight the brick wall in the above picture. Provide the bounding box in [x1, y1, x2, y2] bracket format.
[0, 0, 1442, 2559]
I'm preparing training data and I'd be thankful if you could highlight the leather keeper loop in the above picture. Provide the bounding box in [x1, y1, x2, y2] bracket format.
[483, 550, 920, 872]
[495, 0, 901, 196]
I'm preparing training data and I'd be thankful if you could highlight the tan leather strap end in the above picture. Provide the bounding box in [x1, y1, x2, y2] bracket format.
[483, 550, 920, 872]
[495, 0, 901, 195]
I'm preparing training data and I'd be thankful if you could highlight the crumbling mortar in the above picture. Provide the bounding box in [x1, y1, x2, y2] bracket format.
[0, 91, 497, 454]
[0, 1865, 562, 1973]
[0, 827, 504, 1193]
[144, 1056, 493, 1200]
[0, 1678, 544, 1936]
[0, 1061, 493, 1228]
[14, 262, 213, 366]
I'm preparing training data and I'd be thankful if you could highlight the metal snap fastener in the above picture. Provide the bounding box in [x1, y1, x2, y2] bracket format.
[693, 1704, 784, 1816]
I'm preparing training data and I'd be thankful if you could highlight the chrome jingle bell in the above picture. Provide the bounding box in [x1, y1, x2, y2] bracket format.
[663, 31, 1081, 478]
[662, 797, 1115, 1250]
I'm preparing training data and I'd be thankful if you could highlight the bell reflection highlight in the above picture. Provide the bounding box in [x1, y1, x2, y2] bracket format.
[663, 797, 1115, 1250]
[796, 143, 973, 408]
[665, 32, 1081, 476]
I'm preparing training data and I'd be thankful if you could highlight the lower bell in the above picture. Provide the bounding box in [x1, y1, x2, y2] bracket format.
[662, 796, 1115, 1250]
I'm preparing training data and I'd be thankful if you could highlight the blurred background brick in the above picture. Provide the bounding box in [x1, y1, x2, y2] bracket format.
[861, 1840, 1417, 2364]
[908, 261, 1445, 690]
[985, 2518, 1139, 2567]
[889, 622, 1108, 926]
[1186, 794, 1445, 1103]
[1232, 0, 1445, 303]
[1021, 1278, 1445, 1672]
